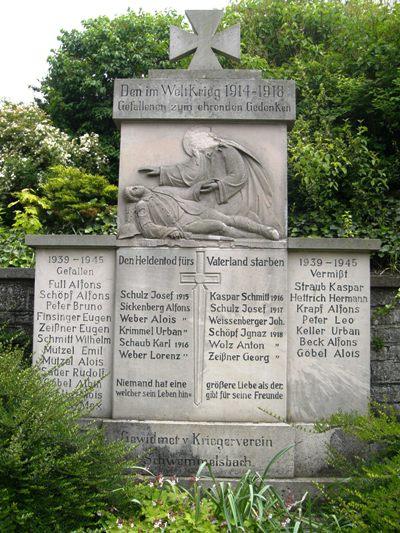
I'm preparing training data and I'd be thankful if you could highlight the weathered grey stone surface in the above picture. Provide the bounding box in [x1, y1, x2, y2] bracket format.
[294, 425, 334, 477]
[117, 122, 287, 237]
[370, 280, 400, 411]
[288, 251, 371, 422]
[169, 10, 240, 70]
[17, 5, 398, 483]
[117, 237, 287, 249]
[10, 264, 398, 419]
[371, 359, 400, 383]
[372, 307, 400, 327]
[0, 269, 34, 337]
[371, 287, 400, 309]
[0, 267, 35, 279]
[148, 69, 262, 79]
[120, 127, 282, 240]
[26, 235, 117, 248]
[32, 248, 115, 417]
[371, 274, 400, 288]
[102, 419, 377, 479]
[3, 262, 399, 478]
[113, 78, 295, 122]
[288, 237, 381, 251]
[113, 247, 287, 422]
[104, 420, 295, 478]
[293, 424, 375, 477]
[372, 325, 400, 344]
[177, 477, 336, 499]
[371, 344, 400, 362]
[372, 384, 400, 404]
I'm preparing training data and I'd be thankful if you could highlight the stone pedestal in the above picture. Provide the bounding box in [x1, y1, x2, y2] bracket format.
[31, 237, 115, 417]
[114, 245, 287, 422]
[27, 19, 381, 482]
[288, 243, 372, 422]
[28, 235, 380, 479]
[104, 420, 295, 478]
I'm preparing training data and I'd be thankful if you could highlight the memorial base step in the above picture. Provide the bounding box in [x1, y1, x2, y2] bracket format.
[95, 419, 362, 479]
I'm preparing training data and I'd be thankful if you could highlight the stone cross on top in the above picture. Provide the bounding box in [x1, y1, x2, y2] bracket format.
[170, 10, 240, 70]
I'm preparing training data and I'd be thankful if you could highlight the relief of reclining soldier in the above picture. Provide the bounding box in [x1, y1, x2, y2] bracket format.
[118, 127, 281, 241]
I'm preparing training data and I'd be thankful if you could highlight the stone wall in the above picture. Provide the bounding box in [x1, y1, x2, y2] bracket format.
[0, 268, 35, 337]
[371, 275, 400, 411]
[0, 268, 398, 410]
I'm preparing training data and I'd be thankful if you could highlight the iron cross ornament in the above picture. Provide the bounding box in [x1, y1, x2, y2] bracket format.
[169, 10, 240, 70]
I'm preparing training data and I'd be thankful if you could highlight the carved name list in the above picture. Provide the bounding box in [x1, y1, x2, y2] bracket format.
[113, 247, 287, 422]
[32, 248, 114, 417]
[288, 251, 371, 421]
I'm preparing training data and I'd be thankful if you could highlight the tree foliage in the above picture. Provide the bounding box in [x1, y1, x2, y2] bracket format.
[0, 102, 107, 219]
[225, 0, 400, 269]
[20, 2, 400, 270]
[37, 10, 183, 179]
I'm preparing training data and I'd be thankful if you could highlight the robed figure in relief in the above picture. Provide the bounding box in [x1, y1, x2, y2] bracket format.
[119, 128, 280, 240]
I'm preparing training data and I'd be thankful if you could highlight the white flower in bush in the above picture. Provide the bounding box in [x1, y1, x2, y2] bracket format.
[0, 101, 108, 197]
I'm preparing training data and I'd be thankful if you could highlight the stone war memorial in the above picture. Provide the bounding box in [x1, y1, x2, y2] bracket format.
[27, 10, 380, 487]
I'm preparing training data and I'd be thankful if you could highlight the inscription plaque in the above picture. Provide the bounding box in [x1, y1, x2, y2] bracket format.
[288, 251, 370, 422]
[113, 78, 296, 122]
[113, 247, 287, 422]
[32, 248, 115, 417]
[105, 420, 295, 478]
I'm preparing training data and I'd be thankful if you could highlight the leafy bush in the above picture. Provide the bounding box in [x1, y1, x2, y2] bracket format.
[9, 189, 50, 234]
[41, 165, 117, 230]
[0, 226, 34, 267]
[80, 207, 118, 236]
[9, 166, 117, 234]
[101, 458, 349, 532]
[288, 119, 400, 269]
[316, 403, 400, 531]
[0, 163, 117, 266]
[195, 458, 349, 532]
[3, 345, 396, 533]
[0, 344, 136, 531]
[0, 324, 31, 364]
[0, 102, 107, 215]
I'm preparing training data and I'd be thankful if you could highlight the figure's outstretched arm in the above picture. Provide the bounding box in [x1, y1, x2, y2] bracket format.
[159, 158, 205, 188]
[138, 167, 160, 177]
